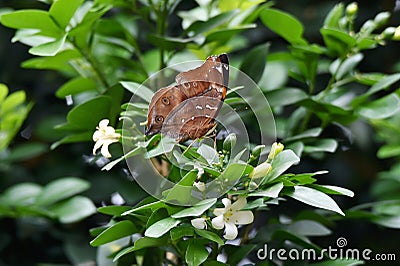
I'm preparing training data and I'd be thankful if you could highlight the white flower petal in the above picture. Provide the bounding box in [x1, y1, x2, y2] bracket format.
[100, 142, 112, 158]
[92, 140, 103, 155]
[231, 210, 254, 225]
[213, 207, 226, 217]
[191, 218, 206, 229]
[223, 222, 238, 240]
[231, 197, 247, 211]
[92, 130, 102, 141]
[211, 215, 225, 230]
[193, 181, 205, 192]
[222, 198, 231, 208]
[99, 119, 109, 128]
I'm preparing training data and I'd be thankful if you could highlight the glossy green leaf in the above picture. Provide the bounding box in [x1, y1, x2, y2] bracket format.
[197, 144, 219, 165]
[309, 184, 354, 197]
[320, 28, 356, 55]
[144, 217, 180, 238]
[335, 53, 363, 79]
[148, 35, 191, 50]
[21, 49, 80, 73]
[1, 183, 42, 206]
[64, 96, 112, 130]
[170, 226, 194, 241]
[357, 93, 400, 119]
[97, 205, 132, 216]
[90, 220, 137, 246]
[171, 198, 217, 218]
[49, 0, 83, 30]
[6, 142, 47, 162]
[0, 10, 61, 37]
[185, 11, 237, 36]
[120, 81, 153, 103]
[266, 87, 308, 107]
[50, 196, 96, 223]
[144, 136, 176, 158]
[262, 150, 300, 184]
[239, 43, 269, 83]
[249, 182, 283, 198]
[29, 34, 67, 56]
[1, 90, 26, 114]
[288, 186, 345, 215]
[366, 73, 400, 96]
[56, 77, 97, 98]
[113, 237, 165, 261]
[185, 240, 209, 266]
[285, 127, 322, 142]
[194, 229, 224, 245]
[323, 3, 344, 28]
[165, 171, 198, 204]
[304, 139, 338, 153]
[36, 177, 90, 206]
[260, 8, 306, 45]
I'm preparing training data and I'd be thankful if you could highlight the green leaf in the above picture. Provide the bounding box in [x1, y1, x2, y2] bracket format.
[144, 136, 176, 158]
[266, 87, 308, 107]
[304, 139, 338, 153]
[22, 49, 80, 73]
[0, 10, 61, 37]
[164, 170, 199, 200]
[288, 186, 345, 216]
[170, 226, 194, 241]
[6, 142, 47, 162]
[239, 43, 270, 83]
[56, 77, 97, 98]
[50, 196, 96, 223]
[324, 3, 344, 28]
[311, 258, 364, 266]
[148, 35, 191, 51]
[249, 182, 283, 198]
[285, 127, 322, 142]
[309, 184, 354, 197]
[29, 34, 67, 56]
[357, 93, 400, 119]
[144, 217, 180, 238]
[185, 240, 209, 266]
[225, 244, 256, 265]
[171, 198, 217, 218]
[185, 10, 238, 36]
[197, 144, 219, 165]
[120, 81, 153, 103]
[195, 229, 224, 245]
[320, 28, 356, 56]
[287, 220, 331, 236]
[378, 144, 400, 159]
[113, 237, 165, 261]
[1, 183, 42, 206]
[262, 150, 300, 184]
[1, 90, 26, 114]
[97, 206, 133, 216]
[49, 0, 83, 30]
[366, 73, 400, 96]
[90, 220, 137, 246]
[63, 96, 113, 130]
[35, 177, 90, 206]
[335, 53, 363, 79]
[260, 8, 306, 45]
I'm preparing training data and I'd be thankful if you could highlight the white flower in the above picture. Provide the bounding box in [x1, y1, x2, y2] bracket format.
[92, 119, 121, 158]
[193, 181, 206, 192]
[191, 217, 207, 229]
[211, 197, 254, 240]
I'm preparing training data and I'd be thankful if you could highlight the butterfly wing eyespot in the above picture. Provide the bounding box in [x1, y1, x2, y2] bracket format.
[146, 54, 229, 142]
[155, 116, 164, 123]
[162, 97, 170, 105]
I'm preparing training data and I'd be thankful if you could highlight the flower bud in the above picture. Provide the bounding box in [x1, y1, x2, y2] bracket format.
[374, 12, 390, 27]
[346, 2, 358, 17]
[393, 26, 400, 41]
[223, 133, 237, 151]
[268, 142, 284, 161]
[251, 145, 265, 158]
[360, 19, 375, 33]
[382, 27, 396, 39]
[249, 162, 271, 179]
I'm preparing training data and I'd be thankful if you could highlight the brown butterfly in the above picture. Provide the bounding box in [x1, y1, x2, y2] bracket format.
[145, 54, 229, 142]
